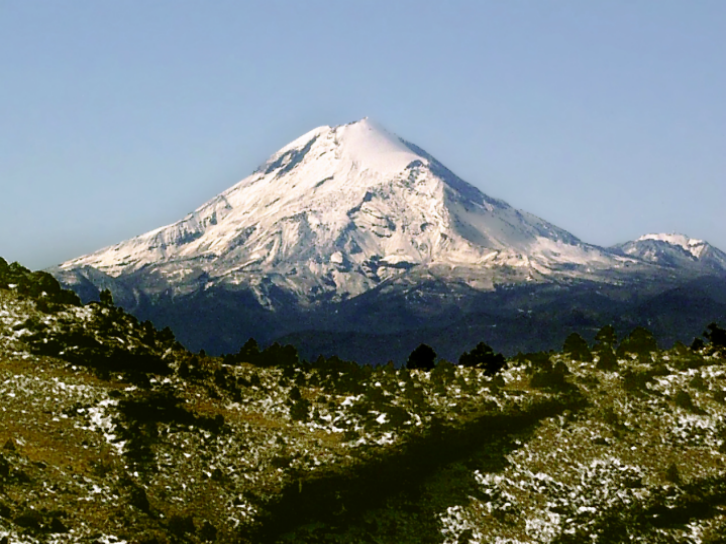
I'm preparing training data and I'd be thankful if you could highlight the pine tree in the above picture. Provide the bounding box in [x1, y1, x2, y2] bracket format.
[704, 322, 726, 349]
[617, 327, 657, 359]
[458, 342, 507, 375]
[99, 289, 114, 307]
[596, 347, 618, 371]
[563, 333, 592, 362]
[406, 344, 436, 371]
[594, 325, 617, 347]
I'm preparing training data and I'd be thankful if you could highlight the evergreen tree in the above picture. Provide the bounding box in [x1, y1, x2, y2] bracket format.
[261, 342, 299, 368]
[158, 326, 176, 344]
[99, 289, 114, 307]
[236, 338, 261, 365]
[458, 342, 507, 376]
[596, 347, 618, 371]
[691, 337, 705, 352]
[617, 327, 657, 358]
[594, 325, 617, 347]
[704, 322, 726, 349]
[406, 344, 436, 371]
[593, 324, 618, 369]
[563, 333, 592, 362]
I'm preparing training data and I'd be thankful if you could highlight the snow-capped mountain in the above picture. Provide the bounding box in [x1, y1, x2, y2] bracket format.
[50, 118, 726, 357]
[611, 233, 726, 274]
[55, 119, 629, 308]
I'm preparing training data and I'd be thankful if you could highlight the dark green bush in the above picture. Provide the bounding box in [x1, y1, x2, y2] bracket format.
[595, 347, 618, 371]
[530, 362, 568, 389]
[430, 360, 456, 385]
[704, 322, 726, 350]
[458, 342, 507, 375]
[128, 484, 150, 512]
[622, 369, 653, 393]
[528, 352, 553, 369]
[169, 514, 195, 536]
[674, 390, 696, 411]
[665, 462, 681, 484]
[99, 289, 114, 306]
[290, 398, 311, 421]
[14, 510, 44, 530]
[199, 521, 218, 542]
[617, 327, 658, 359]
[312, 355, 366, 394]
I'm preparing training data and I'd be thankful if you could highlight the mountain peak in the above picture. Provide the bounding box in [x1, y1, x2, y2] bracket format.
[613, 233, 726, 273]
[636, 233, 707, 257]
[254, 118, 420, 181]
[333, 117, 421, 174]
[56, 120, 621, 306]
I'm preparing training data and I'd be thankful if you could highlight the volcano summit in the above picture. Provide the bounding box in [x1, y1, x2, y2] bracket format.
[52, 119, 726, 360]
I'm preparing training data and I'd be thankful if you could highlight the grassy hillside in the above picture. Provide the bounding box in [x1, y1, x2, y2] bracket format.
[1, 257, 726, 543]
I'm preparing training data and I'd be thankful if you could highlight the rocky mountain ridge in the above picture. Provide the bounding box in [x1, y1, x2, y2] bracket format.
[612, 233, 726, 273]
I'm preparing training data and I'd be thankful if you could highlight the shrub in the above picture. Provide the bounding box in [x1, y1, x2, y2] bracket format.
[704, 322, 726, 350]
[199, 521, 217, 542]
[236, 338, 261, 364]
[674, 390, 696, 411]
[622, 369, 654, 393]
[0, 260, 81, 306]
[262, 342, 299, 368]
[665, 462, 681, 484]
[595, 347, 618, 371]
[523, 352, 553, 375]
[530, 361, 569, 389]
[430, 360, 456, 384]
[128, 485, 150, 512]
[290, 398, 311, 421]
[14, 510, 44, 530]
[169, 514, 195, 536]
[617, 327, 658, 359]
[458, 342, 507, 376]
[691, 337, 705, 352]
[0, 455, 9, 479]
[118, 387, 220, 431]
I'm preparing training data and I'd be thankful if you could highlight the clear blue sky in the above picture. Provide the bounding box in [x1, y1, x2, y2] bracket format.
[1, 1, 724, 270]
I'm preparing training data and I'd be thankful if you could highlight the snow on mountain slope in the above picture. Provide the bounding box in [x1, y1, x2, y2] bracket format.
[611, 233, 726, 274]
[57, 119, 629, 306]
[637, 233, 710, 259]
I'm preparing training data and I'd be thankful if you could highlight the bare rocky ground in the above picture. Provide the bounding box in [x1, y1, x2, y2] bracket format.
[1, 258, 726, 543]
